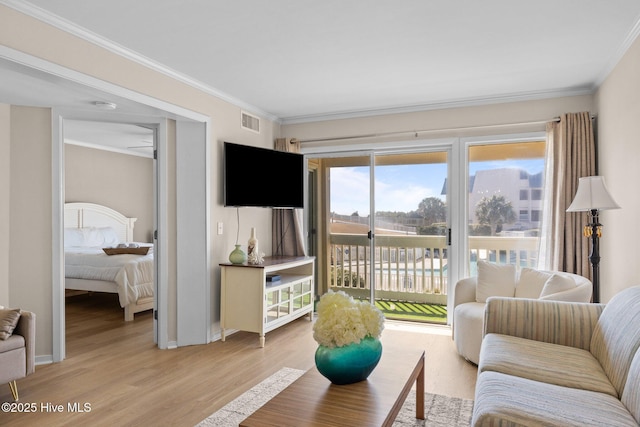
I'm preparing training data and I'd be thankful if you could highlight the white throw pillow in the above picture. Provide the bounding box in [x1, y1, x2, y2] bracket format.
[476, 260, 516, 303]
[539, 274, 576, 299]
[516, 268, 553, 299]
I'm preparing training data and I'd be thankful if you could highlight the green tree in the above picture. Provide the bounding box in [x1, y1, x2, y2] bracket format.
[417, 197, 446, 225]
[475, 195, 516, 236]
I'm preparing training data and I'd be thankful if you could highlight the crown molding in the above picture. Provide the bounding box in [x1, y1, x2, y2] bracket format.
[2, 0, 280, 123]
[280, 87, 595, 125]
[64, 138, 153, 159]
[6, 0, 638, 127]
[593, 13, 640, 87]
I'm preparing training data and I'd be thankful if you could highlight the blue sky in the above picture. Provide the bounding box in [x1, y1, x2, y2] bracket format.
[330, 159, 544, 216]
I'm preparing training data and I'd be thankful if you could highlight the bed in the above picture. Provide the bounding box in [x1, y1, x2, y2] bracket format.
[64, 202, 154, 321]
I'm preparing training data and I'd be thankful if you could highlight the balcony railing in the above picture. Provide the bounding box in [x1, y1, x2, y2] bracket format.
[329, 233, 539, 305]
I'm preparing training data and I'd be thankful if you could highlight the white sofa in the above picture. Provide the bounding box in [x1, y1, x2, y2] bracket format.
[452, 261, 592, 364]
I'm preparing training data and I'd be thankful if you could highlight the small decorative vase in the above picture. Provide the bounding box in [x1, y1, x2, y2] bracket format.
[315, 336, 382, 385]
[229, 244, 247, 264]
[247, 227, 259, 263]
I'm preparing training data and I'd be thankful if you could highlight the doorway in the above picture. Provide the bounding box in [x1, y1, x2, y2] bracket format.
[62, 120, 157, 355]
[306, 147, 452, 325]
[304, 132, 546, 325]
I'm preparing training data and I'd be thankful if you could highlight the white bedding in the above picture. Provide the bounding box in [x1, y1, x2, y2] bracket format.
[65, 245, 154, 308]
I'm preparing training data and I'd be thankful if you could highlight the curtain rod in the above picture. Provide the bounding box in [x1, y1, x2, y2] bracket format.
[293, 115, 595, 144]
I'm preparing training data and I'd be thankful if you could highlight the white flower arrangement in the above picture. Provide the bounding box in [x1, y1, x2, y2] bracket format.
[312, 290, 385, 348]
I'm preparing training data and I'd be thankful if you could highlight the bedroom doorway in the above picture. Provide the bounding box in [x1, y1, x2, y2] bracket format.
[54, 111, 211, 360]
[62, 120, 157, 355]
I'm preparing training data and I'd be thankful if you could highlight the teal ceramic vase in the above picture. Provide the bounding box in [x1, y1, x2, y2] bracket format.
[229, 244, 247, 264]
[315, 336, 382, 385]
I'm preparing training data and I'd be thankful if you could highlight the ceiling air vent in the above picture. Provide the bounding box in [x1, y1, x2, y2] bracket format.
[241, 111, 260, 133]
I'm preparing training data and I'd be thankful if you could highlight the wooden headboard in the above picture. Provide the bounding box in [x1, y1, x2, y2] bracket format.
[64, 202, 137, 242]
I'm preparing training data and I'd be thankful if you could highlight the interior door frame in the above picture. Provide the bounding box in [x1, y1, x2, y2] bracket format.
[53, 112, 170, 359]
[46, 95, 209, 363]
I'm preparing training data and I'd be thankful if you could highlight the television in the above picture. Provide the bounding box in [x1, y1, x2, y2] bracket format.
[224, 141, 304, 208]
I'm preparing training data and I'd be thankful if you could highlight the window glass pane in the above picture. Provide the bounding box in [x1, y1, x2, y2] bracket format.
[374, 152, 449, 321]
[325, 151, 449, 325]
[531, 189, 542, 200]
[468, 140, 545, 275]
[327, 156, 371, 302]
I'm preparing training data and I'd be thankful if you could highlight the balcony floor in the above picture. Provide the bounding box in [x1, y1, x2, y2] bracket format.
[359, 299, 447, 324]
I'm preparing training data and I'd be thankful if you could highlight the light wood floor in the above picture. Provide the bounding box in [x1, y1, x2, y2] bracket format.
[1, 293, 477, 426]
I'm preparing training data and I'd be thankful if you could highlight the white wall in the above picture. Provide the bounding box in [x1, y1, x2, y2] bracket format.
[595, 35, 640, 302]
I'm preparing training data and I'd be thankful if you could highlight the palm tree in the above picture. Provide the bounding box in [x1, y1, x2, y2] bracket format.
[475, 195, 516, 236]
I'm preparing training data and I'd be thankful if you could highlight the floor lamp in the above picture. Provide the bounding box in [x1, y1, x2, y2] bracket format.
[567, 176, 620, 303]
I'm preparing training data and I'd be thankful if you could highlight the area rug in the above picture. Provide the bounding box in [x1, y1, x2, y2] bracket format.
[196, 367, 474, 427]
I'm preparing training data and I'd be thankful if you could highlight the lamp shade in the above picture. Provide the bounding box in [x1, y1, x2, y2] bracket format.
[567, 176, 620, 212]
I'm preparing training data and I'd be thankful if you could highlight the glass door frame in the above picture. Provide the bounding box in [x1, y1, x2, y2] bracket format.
[302, 132, 545, 324]
[303, 139, 459, 319]
[304, 149, 377, 303]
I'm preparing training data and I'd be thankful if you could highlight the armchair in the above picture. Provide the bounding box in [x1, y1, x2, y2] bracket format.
[0, 309, 35, 401]
[452, 265, 591, 364]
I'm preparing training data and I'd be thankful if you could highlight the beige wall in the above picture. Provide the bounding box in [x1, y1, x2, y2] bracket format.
[282, 95, 593, 143]
[64, 144, 154, 242]
[0, 104, 9, 305]
[594, 36, 640, 302]
[8, 106, 53, 356]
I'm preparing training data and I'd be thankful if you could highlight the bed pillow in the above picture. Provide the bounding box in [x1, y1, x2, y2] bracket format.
[0, 308, 21, 340]
[65, 227, 120, 247]
[476, 260, 517, 303]
[515, 268, 553, 299]
[64, 227, 85, 247]
[97, 227, 121, 247]
[83, 227, 108, 247]
[539, 274, 577, 299]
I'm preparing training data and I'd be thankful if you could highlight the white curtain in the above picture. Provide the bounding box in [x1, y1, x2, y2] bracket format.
[538, 112, 596, 279]
[272, 138, 306, 256]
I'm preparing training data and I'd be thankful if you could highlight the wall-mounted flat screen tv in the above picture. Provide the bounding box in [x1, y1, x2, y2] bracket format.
[224, 141, 304, 208]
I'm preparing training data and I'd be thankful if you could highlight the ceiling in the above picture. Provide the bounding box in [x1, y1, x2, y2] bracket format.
[65, 120, 155, 158]
[3, 1, 640, 128]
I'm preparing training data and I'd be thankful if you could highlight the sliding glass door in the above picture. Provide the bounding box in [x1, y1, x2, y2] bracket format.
[312, 148, 451, 323]
[305, 133, 545, 324]
[324, 153, 374, 302]
[372, 151, 449, 323]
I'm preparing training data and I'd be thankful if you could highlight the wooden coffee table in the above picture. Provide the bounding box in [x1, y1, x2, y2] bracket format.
[240, 348, 425, 426]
